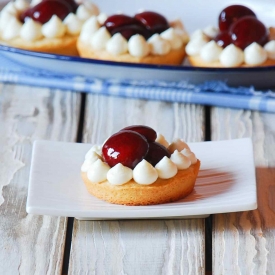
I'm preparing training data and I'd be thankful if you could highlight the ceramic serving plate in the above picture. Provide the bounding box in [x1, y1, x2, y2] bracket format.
[0, 0, 275, 88]
[26, 138, 257, 220]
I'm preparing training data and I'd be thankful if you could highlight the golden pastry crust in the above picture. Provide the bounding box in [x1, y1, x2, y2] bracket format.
[81, 160, 200, 206]
[0, 34, 79, 56]
[188, 55, 275, 68]
[77, 39, 186, 65]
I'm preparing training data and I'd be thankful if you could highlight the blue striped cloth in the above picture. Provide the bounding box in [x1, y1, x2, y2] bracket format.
[0, 53, 275, 112]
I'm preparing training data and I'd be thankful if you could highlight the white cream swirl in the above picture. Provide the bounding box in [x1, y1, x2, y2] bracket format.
[76, 3, 99, 21]
[90, 26, 111, 50]
[203, 25, 219, 39]
[20, 18, 43, 42]
[85, 145, 102, 159]
[185, 35, 209, 56]
[219, 44, 244, 67]
[107, 163, 133, 185]
[106, 33, 128, 55]
[79, 16, 100, 43]
[264, 40, 275, 60]
[87, 159, 110, 182]
[170, 150, 191, 169]
[41, 15, 66, 38]
[155, 156, 178, 179]
[97, 13, 108, 25]
[168, 139, 190, 153]
[133, 160, 158, 185]
[181, 148, 197, 164]
[81, 152, 101, 172]
[200, 40, 223, 62]
[2, 17, 22, 40]
[160, 28, 183, 50]
[1, 2, 18, 16]
[148, 34, 171, 55]
[128, 34, 150, 57]
[244, 42, 267, 65]
[155, 133, 169, 148]
[64, 13, 83, 35]
[14, 0, 29, 12]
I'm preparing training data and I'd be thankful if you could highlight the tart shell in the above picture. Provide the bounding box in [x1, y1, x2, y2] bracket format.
[77, 39, 186, 65]
[0, 34, 79, 56]
[188, 55, 275, 68]
[81, 160, 200, 206]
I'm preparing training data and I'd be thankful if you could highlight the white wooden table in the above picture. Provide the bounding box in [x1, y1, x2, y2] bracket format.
[0, 84, 274, 275]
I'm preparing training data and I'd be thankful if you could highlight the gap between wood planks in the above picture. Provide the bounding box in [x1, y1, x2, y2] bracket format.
[62, 92, 87, 275]
[61, 100, 213, 275]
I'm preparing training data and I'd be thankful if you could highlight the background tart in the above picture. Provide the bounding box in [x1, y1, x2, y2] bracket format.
[81, 160, 200, 206]
[77, 39, 186, 65]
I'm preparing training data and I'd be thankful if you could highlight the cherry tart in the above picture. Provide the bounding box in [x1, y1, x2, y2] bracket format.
[0, 0, 99, 56]
[81, 125, 200, 206]
[185, 5, 275, 67]
[77, 11, 189, 65]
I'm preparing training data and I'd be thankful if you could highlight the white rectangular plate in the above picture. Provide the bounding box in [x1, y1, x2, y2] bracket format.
[27, 138, 257, 220]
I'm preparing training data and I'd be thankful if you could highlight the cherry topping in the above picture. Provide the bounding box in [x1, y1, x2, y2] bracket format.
[145, 142, 171, 166]
[111, 24, 151, 40]
[121, 125, 157, 142]
[230, 16, 268, 50]
[102, 130, 149, 169]
[20, 0, 72, 24]
[219, 5, 256, 31]
[104, 14, 141, 33]
[134, 11, 169, 33]
[64, 0, 78, 12]
[214, 31, 231, 48]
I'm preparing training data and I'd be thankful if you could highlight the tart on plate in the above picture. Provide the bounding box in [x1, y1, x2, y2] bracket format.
[77, 11, 189, 65]
[185, 5, 275, 67]
[81, 125, 200, 206]
[0, 0, 99, 55]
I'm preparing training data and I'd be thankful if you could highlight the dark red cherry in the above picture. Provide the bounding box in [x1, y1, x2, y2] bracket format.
[20, 0, 72, 24]
[63, 0, 78, 12]
[219, 5, 256, 31]
[214, 31, 231, 48]
[134, 11, 169, 33]
[230, 16, 268, 50]
[104, 14, 141, 33]
[102, 130, 149, 169]
[120, 125, 157, 142]
[145, 142, 171, 166]
[111, 24, 151, 40]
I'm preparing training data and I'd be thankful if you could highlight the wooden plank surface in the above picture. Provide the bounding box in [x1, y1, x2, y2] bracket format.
[0, 84, 80, 274]
[69, 95, 206, 275]
[211, 108, 275, 274]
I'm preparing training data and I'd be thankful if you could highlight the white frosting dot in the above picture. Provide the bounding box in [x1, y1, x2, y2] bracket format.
[128, 34, 150, 57]
[79, 16, 100, 43]
[200, 40, 223, 62]
[97, 13, 108, 25]
[170, 150, 191, 170]
[1, 2, 18, 16]
[203, 25, 219, 39]
[133, 160, 158, 185]
[41, 15, 66, 38]
[107, 163, 133, 185]
[81, 153, 100, 172]
[30, 0, 42, 7]
[181, 148, 197, 164]
[168, 139, 190, 153]
[160, 28, 183, 50]
[244, 42, 267, 65]
[148, 34, 171, 55]
[2, 17, 22, 40]
[76, 3, 99, 21]
[106, 33, 128, 56]
[190, 29, 209, 41]
[14, 0, 29, 12]
[185, 35, 209, 56]
[90, 26, 111, 50]
[87, 159, 110, 183]
[264, 40, 275, 60]
[219, 44, 244, 67]
[64, 13, 83, 35]
[85, 145, 102, 159]
[155, 133, 169, 148]
[155, 156, 178, 179]
[20, 19, 42, 41]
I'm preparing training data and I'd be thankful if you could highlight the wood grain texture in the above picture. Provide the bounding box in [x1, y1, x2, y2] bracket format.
[211, 108, 275, 275]
[69, 95, 205, 275]
[0, 84, 80, 275]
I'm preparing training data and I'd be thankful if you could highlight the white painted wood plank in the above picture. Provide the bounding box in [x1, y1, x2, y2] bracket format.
[211, 108, 275, 275]
[0, 84, 81, 275]
[69, 95, 205, 275]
